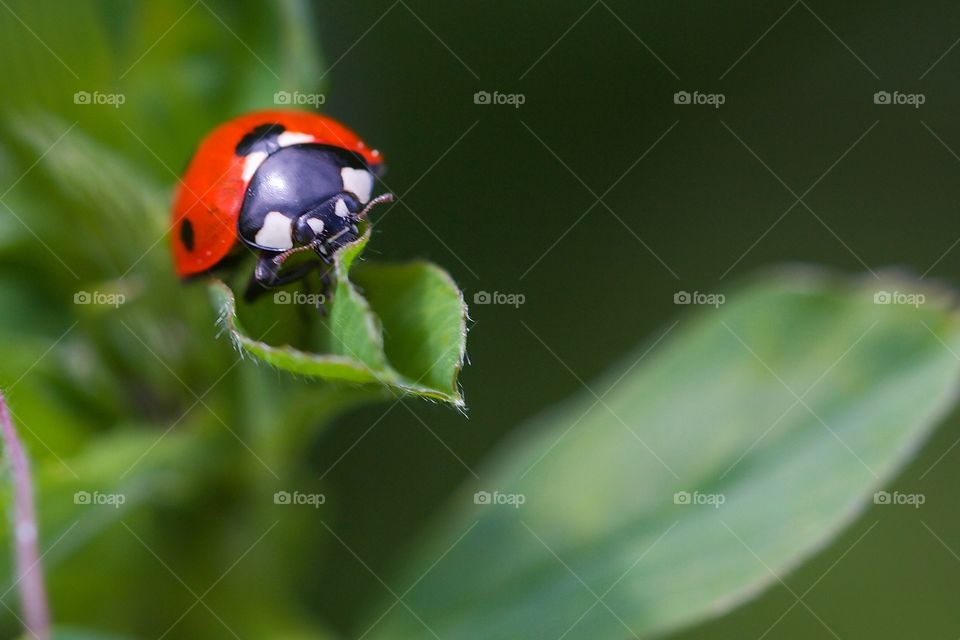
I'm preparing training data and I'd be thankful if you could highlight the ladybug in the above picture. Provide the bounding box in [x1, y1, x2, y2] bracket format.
[172, 110, 393, 301]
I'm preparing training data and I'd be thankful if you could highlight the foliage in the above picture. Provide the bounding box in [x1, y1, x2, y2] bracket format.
[1, 1, 958, 639]
[0, 0, 463, 636]
[364, 268, 960, 639]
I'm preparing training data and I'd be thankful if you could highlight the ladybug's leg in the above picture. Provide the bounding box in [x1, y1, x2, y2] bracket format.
[309, 263, 336, 317]
[243, 252, 324, 302]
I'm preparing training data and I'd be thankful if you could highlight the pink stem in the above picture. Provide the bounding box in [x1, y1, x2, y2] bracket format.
[0, 391, 51, 640]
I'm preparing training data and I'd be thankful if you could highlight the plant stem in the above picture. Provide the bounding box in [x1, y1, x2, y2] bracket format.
[0, 391, 51, 640]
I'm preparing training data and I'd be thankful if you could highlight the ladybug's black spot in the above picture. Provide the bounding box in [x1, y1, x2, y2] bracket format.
[180, 219, 195, 252]
[235, 123, 286, 156]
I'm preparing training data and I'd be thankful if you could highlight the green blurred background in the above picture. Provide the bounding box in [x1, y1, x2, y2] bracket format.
[2, 1, 960, 638]
[319, 3, 960, 638]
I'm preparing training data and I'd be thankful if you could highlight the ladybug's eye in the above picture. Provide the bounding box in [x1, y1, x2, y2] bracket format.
[294, 216, 325, 245]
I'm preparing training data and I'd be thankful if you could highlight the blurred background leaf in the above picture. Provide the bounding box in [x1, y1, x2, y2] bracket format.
[366, 269, 960, 640]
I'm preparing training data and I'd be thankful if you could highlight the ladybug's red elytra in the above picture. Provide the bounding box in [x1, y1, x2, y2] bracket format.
[171, 109, 393, 301]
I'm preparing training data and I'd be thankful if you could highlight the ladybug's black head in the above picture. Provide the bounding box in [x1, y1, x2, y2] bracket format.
[293, 192, 395, 257]
[292, 195, 360, 255]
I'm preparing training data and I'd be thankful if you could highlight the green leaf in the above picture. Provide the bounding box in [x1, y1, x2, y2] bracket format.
[210, 230, 467, 406]
[324, 231, 390, 370]
[364, 268, 960, 640]
[352, 261, 468, 399]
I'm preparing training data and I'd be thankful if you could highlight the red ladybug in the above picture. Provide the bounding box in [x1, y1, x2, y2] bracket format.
[172, 110, 393, 300]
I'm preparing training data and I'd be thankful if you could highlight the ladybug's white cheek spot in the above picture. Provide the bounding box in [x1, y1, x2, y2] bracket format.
[277, 131, 314, 147]
[341, 167, 373, 204]
[242, 151, 268, 182]
[255, 211, 294, 250]
[307, 218, 324, 235]
[334, 199, 350, 218]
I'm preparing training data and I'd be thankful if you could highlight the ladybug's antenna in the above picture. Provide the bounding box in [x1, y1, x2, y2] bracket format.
[271, 193, 395, 269]
[357, 193, 395, 219]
